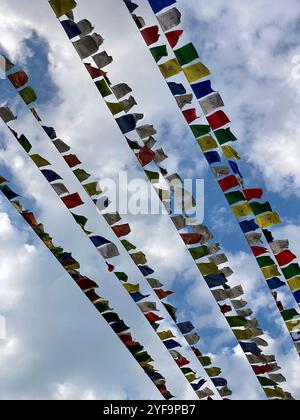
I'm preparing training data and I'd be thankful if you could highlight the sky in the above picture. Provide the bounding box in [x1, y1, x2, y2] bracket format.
[0, 0, 300, 400]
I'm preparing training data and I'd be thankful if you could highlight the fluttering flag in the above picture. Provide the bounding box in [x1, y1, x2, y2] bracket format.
[240, 342, 262, 356]
[124, 0, 138, 13]
[53, 139, 71, 153]
[159, 58, 182, 78]
[137, 146, 156, 166]
[256, 256, 277, 268]
[154, 289, 173, 300]
[138, 265, 155, 276]
[7, 71, 29, 88]
[205, 367, 222, 378]
[0, 107, 17, 123]
[199, 93, 224, 116]
[92, 51, 113, 69]
[147, 278, 164, 288]
[205, 274, 228, 288]
[225, 191, 245, 205]
[84, 182, 102, 197]
[207, 111, 230, 130]
[0, 185, 19, 200]
[116, 115, 137, 134]
[30, 154, 51, 168]
[63, 154, 81, 168]
[212, 166, 230, 178]
[183, 108, 198, 123]
[157, 8, 181, 32]
[282, 263, 300, 280]
[111, 83, 133, 99]
[148, 0, 176, 13]
[191, 379, 206, 391]
[229, 161, 243, 179]
[191, 81, 214, 99]
[183, 62, 211, 83]
[204, 151, 221, 165]
[189, 245, 209, 260]
[77, 19, 95, 37]
[288, 277, 300, 293]
[41, 169, 62, 183]
[164, 339, 181, 350]
[197, 136, 218, 152]
[185, 333, 200, 345]
[177, 322, 194, 335]
[112, 224, 131, 238]
[95, 79, 112, 97]
[257, 212, 281, 229]
[222, 145, 240, 161]
[209, 254, 228, 266]
[174, 43, 199, 66]
[168, 82, 186, 95]
[49, 0, 77, 18]
[214, 128, 237, 145]
[270, 240, 289, 254]
[73, 168, 91, 182]
[136, 124, 157, 139]
[141, 26, 160, 46]
[61, 193, 84, 209]
[166, 29, 184, 48]
[19, 86, 37, 104]
[42, 126, 57, 140]
[231, 203, 252, 218]
[138, 301, 158, 313]
[89, 236, 110, 247]
[0, 54, 14, 72]
[150, 45, 168, 62]
[250, 201, 273, 216]
[218, 175, 240, 192]
[61, 19, 82, 39]
[267, 278, 286, 290]
[239, 220, 259, 234]
[73, 34, 103, 59]
[243, 188, 263, 201]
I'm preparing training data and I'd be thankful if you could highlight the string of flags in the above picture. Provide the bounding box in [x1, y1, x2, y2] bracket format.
[120, 0, 300, 355]
[0, 63, 230, 400]
[43, 0, 296, 399]
[0, 177, 178, 399]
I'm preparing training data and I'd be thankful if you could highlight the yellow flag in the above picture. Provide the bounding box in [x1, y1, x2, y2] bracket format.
[106, 101, 124, 115]
[123, 283, 140, 293]
[30, 154, 51, 168]
[159, 58, 182, 79]
[257, 212, 281, 229]
[286, 319, 300, 332]
[233, 328, 254, 340]
[288, 277, 300, 292]
[197, 135, 218, 152]
[261, 265, 281, 279]
[49, 0, 77, 17]
[264, 387, 287, 399]
[183, 62, 210, 83]
[231, 203, 252, 218]
[197, 262, 219, 276]
[158, 330, 175, 340]
[139, 362, 154, 371]
[222, 145, 240, 160]
[186, 373, 199, 383]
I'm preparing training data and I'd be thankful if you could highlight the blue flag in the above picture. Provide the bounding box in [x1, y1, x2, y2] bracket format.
[167, 82, 186, 96]
[267, 277, 286, 290]
[148, 0, 176, 14]
[205, 274, 228, 288]
[0, 185, 19, 200]
[191, 80, 214, 99]
[41, 170, 62, 183]
[138, 265, 155, 276]
[116, 115, 137, 134]
[130, 292, 151, 302]
[42, 126, 57, 140]
[229, 160, 243, 179]
[110, 321, 130, 334]
[177, 321, 194, 334]
[293, 289, 300, 304]
[205, 151, 221, 165]
[212, 378, 228, 387]
[239, 220, 259, 234]
[163, 339, 181, 350]
[89, 236, 111, 247]
[123, 0, 138, 13]
[191, 379, 206, 391]
[61, 20, 81, 39]
[240, 341, 262, 356]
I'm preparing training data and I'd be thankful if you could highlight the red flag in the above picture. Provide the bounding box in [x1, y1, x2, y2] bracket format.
[8, 71, 29, 88]
[252, 364, 273, 375]
[220, 304, 232, 314]
[112, 224, 131, 238]
[243, 189, 263, 201]
[63, 154, 82, 168]
[76, 277, 99, 291]
[141, 26, 160, 46]
[85, 289, 101, 303]
[251, 246, 268, 257]
[180, 233, 202, 245]
[207, 111, 230, 130]
[275, 250, 297, 266]
[22, 211, 38, 226]
[176, 357, 190, 367]
[276, 300, 284, 312]
[192, 347, 203, 357]
[166, 29, 184, 48]
[183, 108, 198, 123]
[85, 63, 107, 79]
[137, 146, 156, 167]
[155, 289, 174, 300]
[106, 263, 115, 272]
[119, 334, 141, 348]
[218, 175, 240, 192]
[145, 312, 164, 322]
[61, 193, 84, 209]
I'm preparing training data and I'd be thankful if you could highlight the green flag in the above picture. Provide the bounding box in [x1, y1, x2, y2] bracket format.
[256, 256, 276, 268]
[164, 303, 177, 322]
[281, 309, 299, 321]
[73, 168, 91, 182]
[71, 213, 88, 228]
[214, 128, 237, 145]
[18, 134, 32, 153]
[145, 170, 160, 182]
[115, 272, 128, 282]
[95, 79, 112, 97]
[150, 45, 168, 63]
[250, 201, 273, 216]
[257, 376, 277, 387]
[174, 43, 199, 66]
[199, 356, 212, 367]
[225, 191, 245, 205]
[84, 182, 101, 196]
[189, 246, 209, 260]
[121, 240, 137, 252]
[226, 316, 247, 327]
[19, 87, 37, 105]
[94, 300, 112, 313]
[282, 263, 300, 279]
[0, 176, 7, 184]
[191, 125, 211, 138]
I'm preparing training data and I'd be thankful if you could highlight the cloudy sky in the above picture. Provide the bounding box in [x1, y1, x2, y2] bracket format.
[0, 0, 300, 400]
